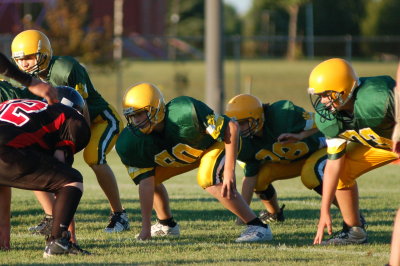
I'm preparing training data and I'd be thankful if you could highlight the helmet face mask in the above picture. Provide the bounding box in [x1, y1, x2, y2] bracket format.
[236, 117, 261, 138]
[308, 58, 359, 121]
[11, 30, 53, 75]
[124, 105, 160, 134]
[122, 83, 165, 135]
[310, 92, 340, 121]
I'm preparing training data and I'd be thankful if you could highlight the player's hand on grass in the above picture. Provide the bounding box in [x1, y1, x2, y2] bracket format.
[313, 213, 332, 245]
[136, 229, 151, 241]
[0, 223, 10, 250]
[221, 170, 237, 199]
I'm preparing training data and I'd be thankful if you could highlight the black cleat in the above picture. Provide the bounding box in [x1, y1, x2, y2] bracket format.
[259, 204, 285, 223]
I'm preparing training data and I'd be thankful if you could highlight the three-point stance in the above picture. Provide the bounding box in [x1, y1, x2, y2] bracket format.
[116, 83, 272, 242]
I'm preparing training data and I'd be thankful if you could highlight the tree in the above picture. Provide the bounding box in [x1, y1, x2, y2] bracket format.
[43, 0, 113, 64]
[245, 0, 310, 60]
[361, 0, 400, 57]
[362, 0, 400, 36]
[313, 0, 366, 35]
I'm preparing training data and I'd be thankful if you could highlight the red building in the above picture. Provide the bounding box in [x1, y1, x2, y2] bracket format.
[0, 0, 166, 35]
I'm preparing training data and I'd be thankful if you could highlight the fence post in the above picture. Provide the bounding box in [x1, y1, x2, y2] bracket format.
[345, 34, 352, 61]
[234, 35, 241, 95]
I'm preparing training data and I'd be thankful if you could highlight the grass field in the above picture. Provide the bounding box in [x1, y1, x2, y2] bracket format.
[1, 150, 400, 265]
[88, 59, 398, 116]
[0, 59, 399, 265]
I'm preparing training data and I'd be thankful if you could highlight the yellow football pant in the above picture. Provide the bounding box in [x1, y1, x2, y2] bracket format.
[337, 142, 398, 189]
[83, 105, 123, 165]
[254, 148, 327, 192]
[154, 142, 226, 189]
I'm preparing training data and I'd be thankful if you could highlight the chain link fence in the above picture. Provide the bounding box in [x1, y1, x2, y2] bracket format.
[1, 34, 400, 61]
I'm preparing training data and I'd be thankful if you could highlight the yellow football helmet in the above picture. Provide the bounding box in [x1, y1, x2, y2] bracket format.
[122, 82, 165, 134]
[225, 94, 264, 137]
[308, 58, 359, 120]
[11, 30, 53, 75]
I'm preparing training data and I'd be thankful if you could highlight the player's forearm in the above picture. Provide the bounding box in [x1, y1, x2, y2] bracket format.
[300, 128, 319, 140]
[0, 52, 32, 86]
[320, 159, 342, 213]
[139, 177, 155, 230]
[241, 176, 257, 205]
[224, 120, 239, 172]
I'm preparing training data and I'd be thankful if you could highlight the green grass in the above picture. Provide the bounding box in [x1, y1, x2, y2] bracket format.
[0, 59, 399, 264]
[1, 150, 399, 265]
[89, 59, 398, 115]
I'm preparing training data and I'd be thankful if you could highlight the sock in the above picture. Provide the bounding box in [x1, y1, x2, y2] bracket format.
[51, 186, 82, 239]
[246, 218, 267, 228]
[158, 217, 177, 227]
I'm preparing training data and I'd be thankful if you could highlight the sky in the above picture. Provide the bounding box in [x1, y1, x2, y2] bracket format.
[223, 0, 252, 15]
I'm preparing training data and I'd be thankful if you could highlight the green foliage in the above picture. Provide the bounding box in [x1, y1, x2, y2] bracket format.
[166, 0, 204, 37]
[223, 4, 242, 36]
[360, 0, 400, 57]
[313, 0, 366, 35]
[166, 0, 242, 37]
[43, 0, 114, 64]
[362, 0, 400, 35]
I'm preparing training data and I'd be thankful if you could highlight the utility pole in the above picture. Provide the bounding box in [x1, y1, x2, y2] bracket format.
[114, 0, 124, 113]
[205, 0, 224, 114]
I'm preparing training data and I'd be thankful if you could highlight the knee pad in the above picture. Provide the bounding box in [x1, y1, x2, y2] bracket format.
[256, 184, 276, 201]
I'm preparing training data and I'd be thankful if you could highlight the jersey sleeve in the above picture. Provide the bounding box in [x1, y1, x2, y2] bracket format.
[243, 160, 261, 177]
[270, 100, 313, 133]
[68, 61, 93, 99]
[326, 137, 347, 160]
[192, 98, 230, 141]
[116, 127, 160, 184]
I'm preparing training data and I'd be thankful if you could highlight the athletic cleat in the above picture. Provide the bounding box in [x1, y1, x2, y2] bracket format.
[28, 214, 53, 236]
[43, 231, 71, 258]
[104, 210, 130, 233]
[259, 204, 285, 224]
[235, 225, 273, 242]
[68, 243, 91, 255]
[321, 224, 368, 245]
[150, 221, 180, 237]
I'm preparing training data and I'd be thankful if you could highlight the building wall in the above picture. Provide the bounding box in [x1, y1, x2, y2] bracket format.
[0, 0, 167, 36]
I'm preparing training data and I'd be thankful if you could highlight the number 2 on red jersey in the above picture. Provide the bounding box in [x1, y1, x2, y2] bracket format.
[0, 99, 48, 126]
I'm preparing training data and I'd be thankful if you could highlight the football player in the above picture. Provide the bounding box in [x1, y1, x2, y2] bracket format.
[0, 87, 91, 257]
[308, 58, 398, 245]
[0, 81, 87, 249]
[389, 62, 400, 266]
[10, 30, 129, 233]
[225, 94, 327, 224]
[0, 51, 57, 104]
[116, 82, 272, 242]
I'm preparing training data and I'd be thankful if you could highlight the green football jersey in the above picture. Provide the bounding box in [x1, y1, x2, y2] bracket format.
[0, 80, 39, 102]
[116, 96, 231, 183]
[315, 76, 395, 156]
[238, 100, 325, 177]
[11, 56, 109, 120]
